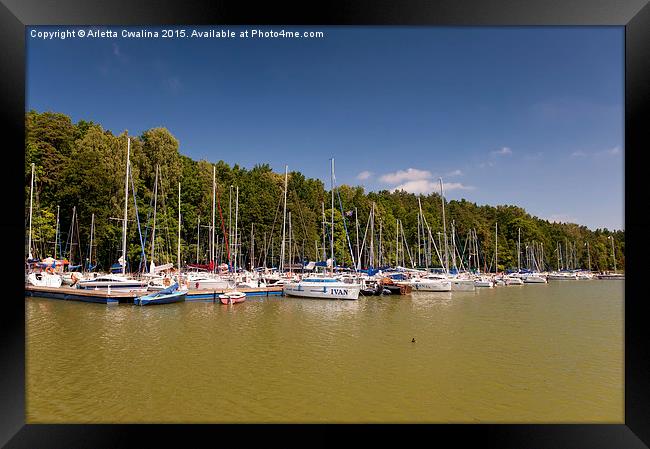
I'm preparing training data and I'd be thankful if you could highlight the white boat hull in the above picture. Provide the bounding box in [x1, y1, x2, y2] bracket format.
[407, 279, 452, 292]
[523, 275, 547, 284]
[450, 279, 476, 291]
[283, 282, 361, 300]
[27, 272, 62, 288]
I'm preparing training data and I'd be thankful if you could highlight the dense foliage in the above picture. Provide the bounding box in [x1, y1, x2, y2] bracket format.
[25, 110, 625, 273]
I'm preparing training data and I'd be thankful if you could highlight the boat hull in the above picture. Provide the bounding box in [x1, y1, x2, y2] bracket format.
[450, 279, 476, 291]
[406, 280, 452, 292]
[136, 291, 187, 306]
[283, 282, 361, 300]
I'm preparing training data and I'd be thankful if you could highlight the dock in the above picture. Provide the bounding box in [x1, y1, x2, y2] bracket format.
[25, 285, 284, 304]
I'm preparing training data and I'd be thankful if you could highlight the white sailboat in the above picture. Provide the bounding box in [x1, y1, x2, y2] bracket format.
[283, 158, 361, 300]
[76, 137, 146, 291]
[26, 162, 63, 288]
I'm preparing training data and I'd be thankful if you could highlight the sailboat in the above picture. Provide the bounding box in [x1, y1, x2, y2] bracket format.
[283, 158, 361, 300]
[76, 137, 146, 291]
[219, 185, 246, 304]
[26, 162, 63, 288]
[136, 282, 186, 306]
[597, 236, 624, 280]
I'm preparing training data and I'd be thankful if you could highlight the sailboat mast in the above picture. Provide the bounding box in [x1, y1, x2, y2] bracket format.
[250, 222, 254, 270]
[211, 165, 216, 272]
[280, 165, 288, 273]
[234, 186, 239, 273]
[517, 228, 521, 272]
[228, 186, 236, 268]
[321, 201, 326, 261]
[54, 205, 60, 260]
[355, 207, 360, 269]
[150, 164, 158, 270]
[28, 162, 35, 260]
[196, 217, 200, 264]
[370, 203, 375, 268]
[586, 242, 591, 271]
[495, 222, 498, 273]
[451, 220, 457, 271]
[330, 158, 334, 276]
[89, 213, 94, 271]
[439, 178, 449, 274]
[177, 182, 181, 272]
[395, 218, 399, 267]
[121, 137, 130, 274]
[288, 211, 292, 275]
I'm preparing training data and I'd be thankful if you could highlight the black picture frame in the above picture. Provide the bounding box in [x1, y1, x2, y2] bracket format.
[2, 1, 648, 447]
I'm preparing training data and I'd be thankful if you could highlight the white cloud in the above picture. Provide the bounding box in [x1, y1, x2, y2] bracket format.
[606, 146, 621, 155]
[379, 168, 431, 184]
[356, 170, 372, 180]
[393, 180, 474, 194]
[446, 169, 463, 177]
[571, 151, 587, 158]
[491, 147, 512, 156]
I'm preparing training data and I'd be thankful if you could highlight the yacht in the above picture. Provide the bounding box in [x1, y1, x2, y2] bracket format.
[75, 273, 147, 291]
[283, 275, 361, 300]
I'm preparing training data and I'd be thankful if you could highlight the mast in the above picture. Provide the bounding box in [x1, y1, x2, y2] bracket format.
[610, 236, 616, 272]
[379, 220, 383, 267]
[439, 178, 449, 274]
[495, 222, 498, 273]
[288, 211, 292, 275]
[121, 137, 130, 274]
[89, 213, 94, 271]
[54, 205, 60, 260]
[451, 220, 457, 272]
[177, 182, 181, 272]
[355, 207, 360, 269]
[321, 202, 326, 261]
[27, 162, 35, 260]
[234, 186, 239, 274]
[395, 218, 399, 267]
[330, 158, 334, 276]
[250, 222, 254, 270]
[70, 206, 76, 266]
[369, 202, 375, 268]
[150, 164, 159, 272]
[196, 217, 200, 264]
[211, 165, 216, 272]
[229, 185, 233, 269]
[586, 241, 591, 271]
[280, 165, 288, 273]
[517, 227, 521, 272]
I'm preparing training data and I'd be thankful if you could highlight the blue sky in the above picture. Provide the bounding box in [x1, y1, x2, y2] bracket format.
[26, 26, 624, 231]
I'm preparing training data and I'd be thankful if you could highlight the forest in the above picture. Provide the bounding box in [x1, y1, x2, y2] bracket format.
[25, 110, 625, 273]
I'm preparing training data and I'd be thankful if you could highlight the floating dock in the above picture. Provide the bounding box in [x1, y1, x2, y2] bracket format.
[25, 285, 284, 304]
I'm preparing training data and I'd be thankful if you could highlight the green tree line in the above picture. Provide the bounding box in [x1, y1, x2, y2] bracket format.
[25, 110, 625, 273]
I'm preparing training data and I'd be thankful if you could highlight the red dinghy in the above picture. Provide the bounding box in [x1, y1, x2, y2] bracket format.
[219, 291, 246, 305]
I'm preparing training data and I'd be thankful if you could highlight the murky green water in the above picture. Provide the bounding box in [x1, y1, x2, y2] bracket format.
[26, 281, 623, 423]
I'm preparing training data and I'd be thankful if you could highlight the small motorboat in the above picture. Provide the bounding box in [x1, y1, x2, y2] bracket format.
[135, 283, 186, 306]
[219, 290, 247, 304]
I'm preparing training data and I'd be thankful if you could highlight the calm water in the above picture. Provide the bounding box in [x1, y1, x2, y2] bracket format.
[26, 281, 623, 423]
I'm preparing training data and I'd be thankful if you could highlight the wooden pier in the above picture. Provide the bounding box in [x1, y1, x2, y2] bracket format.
[25, 285, 284, 304]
